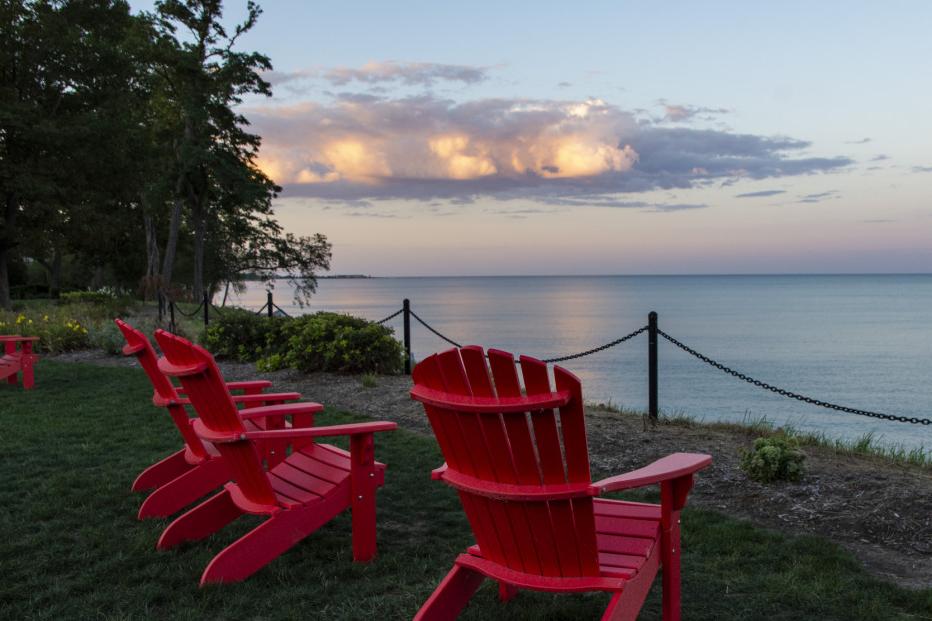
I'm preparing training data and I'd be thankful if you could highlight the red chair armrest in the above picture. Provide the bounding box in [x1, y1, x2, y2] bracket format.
[410, 385, 572, 413]
[230, 392, 301, 405]
[237, 402, 324, 420]
[243, 421, 397, 442]
[224, 380, 273, 393]
[589, 453, 712, 494]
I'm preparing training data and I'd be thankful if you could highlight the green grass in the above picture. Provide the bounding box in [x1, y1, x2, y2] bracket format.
[1, 362, 930, 620]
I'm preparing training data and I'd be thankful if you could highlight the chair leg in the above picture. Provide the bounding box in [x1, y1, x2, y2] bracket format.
[350, 433, 379, 562]
[414, 564, 485, 621]
[498, 582, 518, 602]
[199, 492, 347, 585]
[138, 457, 231, 519]
[132, 449, 193, 492]
[21, 355, 34, 390]
[157, 488, 242, 550]
[661, 517, 682, 621]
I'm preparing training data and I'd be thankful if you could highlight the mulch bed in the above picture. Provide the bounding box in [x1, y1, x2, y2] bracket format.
[55, 350, 932, 589]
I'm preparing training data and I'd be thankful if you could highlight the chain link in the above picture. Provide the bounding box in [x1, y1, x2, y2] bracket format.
[171, 300, 204, 318]
[658, 329, 931, 426]
[543, 326, 648, 363]
[375, 308, 404, 324]
[409, 310, 463, 348]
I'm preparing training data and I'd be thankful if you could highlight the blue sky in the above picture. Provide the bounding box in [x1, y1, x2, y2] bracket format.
[131, 1, 932, 275]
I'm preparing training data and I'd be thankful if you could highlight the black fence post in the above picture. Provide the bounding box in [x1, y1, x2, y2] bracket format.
[267, 291, 274, 318]
[403, 298, 412, 375]
[203, 292, 209, 327]
[648, 311, 658, 422]
[157, 291, 164, 323]
[169, 301, 176, 334]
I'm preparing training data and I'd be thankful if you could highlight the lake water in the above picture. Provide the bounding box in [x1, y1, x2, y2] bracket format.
[230, 275, 932, 452]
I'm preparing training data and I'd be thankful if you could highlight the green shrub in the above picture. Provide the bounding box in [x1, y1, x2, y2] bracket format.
[202, 308, 286, 362]
[60, 291, 115, 305]
[740, 436, 806, 483]
[205, 309, 403, 375]
[58, 290, 134, 319]
[278, 312, 403, 374]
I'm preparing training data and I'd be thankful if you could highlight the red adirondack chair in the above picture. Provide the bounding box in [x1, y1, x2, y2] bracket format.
[153, 329, 397, 585]
[410, 346, 712, 621]
[116, 319, 306, 519]
[0, 335, 39, 390]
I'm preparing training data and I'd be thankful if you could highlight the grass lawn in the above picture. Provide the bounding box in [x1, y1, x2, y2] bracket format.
[1, 361, 930, 620]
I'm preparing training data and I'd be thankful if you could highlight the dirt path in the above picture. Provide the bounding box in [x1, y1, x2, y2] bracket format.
[55, 350, 932, 589]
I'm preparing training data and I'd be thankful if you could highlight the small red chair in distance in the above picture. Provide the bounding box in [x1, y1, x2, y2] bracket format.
[116, 319, 305, 519]
[410, 346, 711, 621]
[0, 335, 39, 390]
[154, 329, 397, 585]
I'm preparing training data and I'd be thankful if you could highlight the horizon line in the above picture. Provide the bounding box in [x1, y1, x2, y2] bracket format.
[316, 271, 932, 278]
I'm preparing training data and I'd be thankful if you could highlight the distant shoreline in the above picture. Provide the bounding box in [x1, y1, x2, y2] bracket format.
[259, 272, 932, 280]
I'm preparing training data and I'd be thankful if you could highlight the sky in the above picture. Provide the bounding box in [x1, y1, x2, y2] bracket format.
[132, 1, 932, 275]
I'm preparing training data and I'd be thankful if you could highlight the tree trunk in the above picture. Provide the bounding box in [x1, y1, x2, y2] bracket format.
[0, 193, 18, 310]
[143, 210, 160, 300]
[192, 199, 205, 301]
[160, 179, 185, 291]
[49, 249, 62, 299]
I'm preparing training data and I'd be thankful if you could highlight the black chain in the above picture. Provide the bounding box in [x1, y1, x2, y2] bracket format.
[172, 300, 204, 318]
[375, 308, 403, 324]
[409, 310, 463, 348]
[658, 329, 931, 426]
[542, 326, 648, 363]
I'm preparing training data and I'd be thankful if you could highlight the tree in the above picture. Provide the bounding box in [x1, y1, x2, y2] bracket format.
[0, 0, 153, 306]
[152, 0, 274, 301]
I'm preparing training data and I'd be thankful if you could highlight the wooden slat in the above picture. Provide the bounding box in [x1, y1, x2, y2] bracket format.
[599, 551, 649, 570]
[435, 350, 510, 568]
[287, 452, 350, 484]
[555, 362, 600, 576]
[593, 499, 661, 521]
[462, 347, 541, 574]
[520, 356, 582, 577]
[595, 516, 661, 539]
[488, 349, 555, 575]
[596, 533, 656, 558]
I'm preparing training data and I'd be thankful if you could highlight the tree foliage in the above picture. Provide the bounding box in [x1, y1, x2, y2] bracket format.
[0, 0, 330, 309]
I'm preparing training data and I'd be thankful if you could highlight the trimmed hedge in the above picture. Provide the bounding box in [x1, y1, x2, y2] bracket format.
[203, 308, 404, 374]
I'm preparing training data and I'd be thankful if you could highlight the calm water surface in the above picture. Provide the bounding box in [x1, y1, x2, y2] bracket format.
[231, 275, 932, 452]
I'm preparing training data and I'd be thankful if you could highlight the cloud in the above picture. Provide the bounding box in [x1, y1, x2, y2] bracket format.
[263, 61, 491, 91]
[735, 189, 786, 198]
[846, 137, 872, 144]
[797, 190, 838, 203]
[870, 154, 890, 161]
[325, 61, 489, 87]
[912, 165, 932, 173]
[658, 100, 730, 123]
[250, 95, 852, 202]
[556, 81, 572, 88]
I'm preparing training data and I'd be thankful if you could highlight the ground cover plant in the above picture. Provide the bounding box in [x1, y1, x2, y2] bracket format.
[1, 361, 930, 620]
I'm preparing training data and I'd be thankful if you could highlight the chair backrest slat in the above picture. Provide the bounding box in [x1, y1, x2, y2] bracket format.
[115, 320, 208, 460]
[154, 330, 277, 507]
[413, 346, 600, 579]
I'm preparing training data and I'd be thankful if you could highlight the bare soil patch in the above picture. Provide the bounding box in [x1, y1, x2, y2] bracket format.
[54, 350, 932, 589]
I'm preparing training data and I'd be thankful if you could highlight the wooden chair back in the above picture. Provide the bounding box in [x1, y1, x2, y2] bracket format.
[412, 346, 600, 578]
[154, 329, 277, 509]
[115, 319, 208, 459]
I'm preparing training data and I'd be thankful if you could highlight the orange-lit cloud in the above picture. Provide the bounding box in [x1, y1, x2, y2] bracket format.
[254, 97, 637, 188]
[249, 95, 851, 202]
